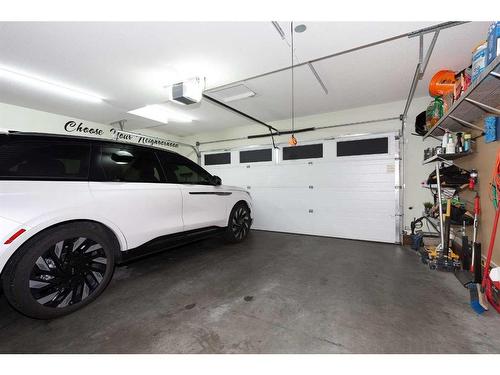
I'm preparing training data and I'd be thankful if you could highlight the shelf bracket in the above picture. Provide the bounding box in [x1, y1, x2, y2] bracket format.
[464, 97, 500, 116]
[448, 115, 484, 132]
[434, 155, 472, 173]
[419, 30, 440, 76]
[429, 134, 443, 142]
[418, 34, 424, 67]
[403, 29, 439, 118]
[110, 119, 127, 131]
[403, 31, 439, 119]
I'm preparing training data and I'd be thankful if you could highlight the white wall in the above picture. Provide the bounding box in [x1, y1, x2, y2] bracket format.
[184, 97, 438, 232]
[0, 102, 192, 155]
[1, 98, 438, 233]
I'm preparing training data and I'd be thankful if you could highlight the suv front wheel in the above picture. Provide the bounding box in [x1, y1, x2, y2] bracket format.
[224, 203, 251, 243]
[2, 222, 116, 319]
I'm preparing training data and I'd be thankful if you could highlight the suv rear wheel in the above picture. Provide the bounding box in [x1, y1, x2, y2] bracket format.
[2, 222, 116, 319]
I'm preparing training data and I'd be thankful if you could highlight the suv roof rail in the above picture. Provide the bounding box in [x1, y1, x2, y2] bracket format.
[0, 129, 196, 156]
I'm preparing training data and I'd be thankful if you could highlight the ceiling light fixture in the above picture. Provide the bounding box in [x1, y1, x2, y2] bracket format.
[209, 84, 256, 103]
[0, 66, 104, 103]
[222, 91, 256, 103]
[294, 24, 307, 33]
[128, 104, 193, 124]
[163, 108, 194, 123]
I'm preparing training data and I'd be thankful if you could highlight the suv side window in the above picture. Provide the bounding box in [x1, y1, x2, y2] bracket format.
[0, 137, 90, 180]
[157, 152, 213, 185]
[91, 143, 164, 183]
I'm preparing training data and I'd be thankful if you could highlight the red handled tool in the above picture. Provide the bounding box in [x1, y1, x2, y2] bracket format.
[482, 207, 500, 312]
[481, 149, 500, 313]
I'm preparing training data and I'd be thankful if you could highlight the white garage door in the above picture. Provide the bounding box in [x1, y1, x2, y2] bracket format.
[202, 132, 400, 243]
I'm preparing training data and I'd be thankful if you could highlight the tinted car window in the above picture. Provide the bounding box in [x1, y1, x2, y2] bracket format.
[92, 144, 163, 183]
[157, 152, 213, 185]
[0, 137, 90, 180]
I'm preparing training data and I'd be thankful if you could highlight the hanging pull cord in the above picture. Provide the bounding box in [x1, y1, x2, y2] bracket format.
[291, 21, 295, 136]
[288, 21, 297, 147]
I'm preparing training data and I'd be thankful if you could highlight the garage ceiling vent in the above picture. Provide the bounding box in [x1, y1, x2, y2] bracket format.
[209, 84, 256, 103]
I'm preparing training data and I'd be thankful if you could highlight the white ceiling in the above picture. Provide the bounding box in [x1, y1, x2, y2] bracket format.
[0, 21, 491, 136]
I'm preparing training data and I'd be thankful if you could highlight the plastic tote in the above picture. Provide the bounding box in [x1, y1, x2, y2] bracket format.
[472, 41, 487, 83]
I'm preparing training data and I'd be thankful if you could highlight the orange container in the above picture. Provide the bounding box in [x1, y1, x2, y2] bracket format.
[429, 70, 456, 96]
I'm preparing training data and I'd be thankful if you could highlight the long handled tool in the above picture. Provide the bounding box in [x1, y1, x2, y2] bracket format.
[482, 149, 500, 313]
[461, 220, 471, 271]
[442, 198, 452, 260]
[482, 207, 500, 312]
[468, 194, 488, 313]
[471, 194, 481, 279]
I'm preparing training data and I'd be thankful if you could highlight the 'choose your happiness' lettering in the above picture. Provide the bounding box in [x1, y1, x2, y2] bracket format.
[64, 121, 104, 136]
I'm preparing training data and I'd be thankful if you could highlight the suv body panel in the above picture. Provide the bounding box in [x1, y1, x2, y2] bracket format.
[0, 132, 252, 274]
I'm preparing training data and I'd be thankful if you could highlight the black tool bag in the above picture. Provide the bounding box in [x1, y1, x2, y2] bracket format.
[427, 164, 469, 187]
[415, 111, 427, 136]
[448, 205, 474, 226]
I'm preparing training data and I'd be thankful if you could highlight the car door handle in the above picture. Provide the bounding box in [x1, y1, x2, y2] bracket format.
[188, 192, 232, 196]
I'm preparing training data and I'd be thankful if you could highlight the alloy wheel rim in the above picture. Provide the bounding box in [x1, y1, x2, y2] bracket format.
[231, 207, 250, 240]
[29, 237, 107, 308]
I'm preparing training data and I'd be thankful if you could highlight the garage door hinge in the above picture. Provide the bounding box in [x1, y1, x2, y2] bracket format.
[395, 185, 403, 189]
[308, 209, 314, 213]
[309, 185, 314, 189]
[308, 162, 313, 165]
[246, 165, 251, 168]
[394, 157, 402, 161]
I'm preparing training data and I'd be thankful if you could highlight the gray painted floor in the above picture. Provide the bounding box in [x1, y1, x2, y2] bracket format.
[1, 230, 499, 353]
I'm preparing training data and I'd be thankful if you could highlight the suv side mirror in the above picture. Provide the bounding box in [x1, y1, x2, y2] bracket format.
[212, 175, 222, 186]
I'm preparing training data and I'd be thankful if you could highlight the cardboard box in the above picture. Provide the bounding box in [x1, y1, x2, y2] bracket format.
[485, 116, 498, 143]
[487, 21, 500, 65]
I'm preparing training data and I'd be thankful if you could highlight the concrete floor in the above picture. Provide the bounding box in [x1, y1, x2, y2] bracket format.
[1, 230, 499, 353]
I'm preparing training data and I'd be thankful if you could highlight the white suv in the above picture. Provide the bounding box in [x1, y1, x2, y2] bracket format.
[0, 132, 253, 319]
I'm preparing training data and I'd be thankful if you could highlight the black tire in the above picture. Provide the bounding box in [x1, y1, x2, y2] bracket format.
[224, 202, 251, 243]
[1, 222, 116, 319]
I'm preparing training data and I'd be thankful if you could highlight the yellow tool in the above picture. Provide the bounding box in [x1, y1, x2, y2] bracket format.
[423, 200, 461, 270]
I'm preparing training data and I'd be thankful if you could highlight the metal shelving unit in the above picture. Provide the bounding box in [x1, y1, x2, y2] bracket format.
[423, 151, 472, 165]
[423, 54, 500, 140]
[420, 56, 500, 270]
[423, 150, 475, 268]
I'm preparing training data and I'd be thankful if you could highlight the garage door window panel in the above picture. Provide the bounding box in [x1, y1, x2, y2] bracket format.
[240, 148, 273, 163]
[336, 137, 388, 157]
[282, 144, 323, 160]
[204, 152, 231, 166]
